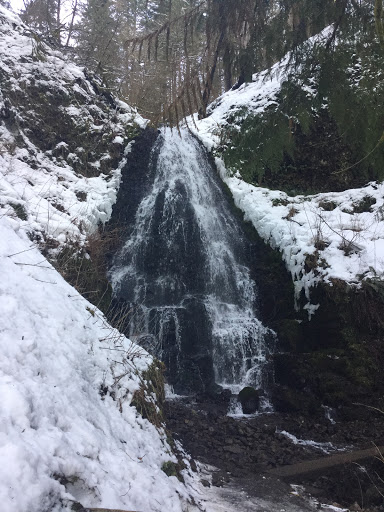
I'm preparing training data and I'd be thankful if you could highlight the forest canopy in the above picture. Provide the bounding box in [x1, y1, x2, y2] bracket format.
[15, 0, 383, 122]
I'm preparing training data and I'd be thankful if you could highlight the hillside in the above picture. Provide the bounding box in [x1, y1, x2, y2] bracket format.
[2, 3, 384, 511]
[0, 7, 200, 512]
[191, 27, 384, 312]
[186, 22, 384, 416]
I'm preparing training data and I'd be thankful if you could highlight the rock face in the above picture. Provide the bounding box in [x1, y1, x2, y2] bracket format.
[272, 279, 384, 416]
[109, 128, 275, 395]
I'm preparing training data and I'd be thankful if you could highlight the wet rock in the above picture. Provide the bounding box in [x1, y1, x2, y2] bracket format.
[238, 386, 260, 414]
[211, 471, 229, 487]
[224, 445, 243, 454]
[189, 459, 198, 472]
[272, 384, 319, 415]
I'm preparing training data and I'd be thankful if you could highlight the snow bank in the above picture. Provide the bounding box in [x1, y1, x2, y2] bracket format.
[0, 7, 198, 511]
[189, 27, 384, 313]
[0, 213, 195, 512]
[217, 169, 384, 313]
[0, 4, 145, 249]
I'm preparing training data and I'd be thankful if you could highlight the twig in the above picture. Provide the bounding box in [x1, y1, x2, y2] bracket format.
[13, 262, 53, 269]
[7, 245, 37, 258]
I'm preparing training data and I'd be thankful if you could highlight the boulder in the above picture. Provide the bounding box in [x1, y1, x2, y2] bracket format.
[238, 387, 260, 414]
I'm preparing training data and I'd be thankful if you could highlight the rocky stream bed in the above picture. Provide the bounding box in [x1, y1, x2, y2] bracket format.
[165, 395, 384, 511]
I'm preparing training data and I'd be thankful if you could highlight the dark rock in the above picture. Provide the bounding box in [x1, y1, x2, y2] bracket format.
[224, 445, 243, 454]
[238, 386, 260, 414]
[190, 459, 198, 472]
[211, 471, 229, 487]
[272, 385, 319, 415]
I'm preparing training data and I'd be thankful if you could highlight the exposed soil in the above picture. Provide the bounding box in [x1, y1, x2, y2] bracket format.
[165, 395, 384, 511]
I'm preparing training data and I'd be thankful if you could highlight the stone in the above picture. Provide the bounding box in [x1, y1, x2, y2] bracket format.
[238, 386, 260, 414]
[272, 385, 318, 415]
[189, 459, 197, 472]
[224, 445, 243, 454]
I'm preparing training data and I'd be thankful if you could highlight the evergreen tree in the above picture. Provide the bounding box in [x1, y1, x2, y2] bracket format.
[74, 0, 122, 85]
[21, 0, 60, 41]
[122, 0, 343, 122]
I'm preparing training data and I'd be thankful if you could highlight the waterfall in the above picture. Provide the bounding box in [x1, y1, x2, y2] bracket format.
[110, 128, 275, 396]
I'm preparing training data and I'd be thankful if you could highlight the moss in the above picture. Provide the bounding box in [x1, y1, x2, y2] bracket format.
[222, 106, 293, 186]
[288, 279, 384, 405]
[131, 360, 166, 428]
[161, 461, 178, 477]
[10, 202, 28, 220]
[276, 318, 304, 351]
[217, 27, 384, 195]
[161, 460, 186, 482]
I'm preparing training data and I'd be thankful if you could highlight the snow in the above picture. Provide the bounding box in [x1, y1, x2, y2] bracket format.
[0, 213, 198, 512]
[276, 431, 347, 454]
[189, 27, 384, 315]
[216, 173, 384, 313]
[0, 7, 198, 512]
[0, 3, 146, 248]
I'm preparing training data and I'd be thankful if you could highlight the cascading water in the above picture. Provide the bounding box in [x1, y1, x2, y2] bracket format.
[110, 127, 275, 398]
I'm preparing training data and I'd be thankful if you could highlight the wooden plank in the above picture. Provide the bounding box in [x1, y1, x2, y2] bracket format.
[86, 509, 139, 512]
[268, 445, 384, 479]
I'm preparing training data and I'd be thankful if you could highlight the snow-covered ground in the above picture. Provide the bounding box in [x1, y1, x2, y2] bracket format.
[0, 7, 200, 512]
[0, 214, 198, 512]
[0, 4, 146, 249]
[189, 29, 384, 315]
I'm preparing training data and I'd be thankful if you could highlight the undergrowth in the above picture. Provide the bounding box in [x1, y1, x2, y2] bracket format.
[47, 227, 122, 314]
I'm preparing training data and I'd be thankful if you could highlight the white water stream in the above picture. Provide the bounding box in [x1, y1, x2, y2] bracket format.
[111, 127, 275, 394]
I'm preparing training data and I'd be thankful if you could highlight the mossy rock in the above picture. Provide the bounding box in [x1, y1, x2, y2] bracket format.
[161, 460, 185, 482]
[275, 318, 304, 351]
[131, 360, 166, 428]
[161, 461, 178, 477]
[272, 385, 319, 415]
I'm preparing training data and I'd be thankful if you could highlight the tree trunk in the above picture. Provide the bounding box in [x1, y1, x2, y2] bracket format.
[375, 0, 384, 45]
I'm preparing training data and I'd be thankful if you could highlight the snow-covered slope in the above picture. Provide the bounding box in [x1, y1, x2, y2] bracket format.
[191, 29, 384, 314]
[0, 7, 198, 512]
[0, 215, 194, 512]
[0, 5, 145, 248]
